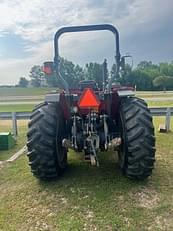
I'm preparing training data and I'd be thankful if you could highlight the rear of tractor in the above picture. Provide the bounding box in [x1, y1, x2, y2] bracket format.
[27, 24, 155, 180]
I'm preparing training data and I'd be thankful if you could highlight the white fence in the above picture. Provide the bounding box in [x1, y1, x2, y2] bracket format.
[0, 107, 172, 136]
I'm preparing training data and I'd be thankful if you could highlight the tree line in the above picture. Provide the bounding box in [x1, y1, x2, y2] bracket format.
[18, 58, 173, 91]
[119, 61, 173, 91]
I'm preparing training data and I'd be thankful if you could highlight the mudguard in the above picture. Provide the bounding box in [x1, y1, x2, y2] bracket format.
[45, 93, 60, 102]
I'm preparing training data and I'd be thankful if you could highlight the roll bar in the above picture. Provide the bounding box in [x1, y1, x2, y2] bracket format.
[53, 24, 121, 91]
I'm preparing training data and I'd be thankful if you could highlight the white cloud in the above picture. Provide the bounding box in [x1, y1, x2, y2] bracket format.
[1, 0, 172, 42]
[0, 40, 54, 85]
[0, 0, 172, 84]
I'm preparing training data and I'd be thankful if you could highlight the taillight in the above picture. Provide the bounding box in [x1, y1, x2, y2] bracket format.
[43, 62, 54, 75]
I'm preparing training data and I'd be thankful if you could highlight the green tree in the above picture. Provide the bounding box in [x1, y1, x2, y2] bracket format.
[45, 72, 58, 87]
[59, 58, 84, 88]
[85, 62, 104, 89]
[153, 76, 173, 90]
[102, 59, 109, 85]
[110, 63, 117, 81]
[30, 65, 44, 87]
[137, 61, 156, 70]
[159, 62, 173, 76]
[122, 70, 153, 90]
[45, 58, 84, 88]
[18, 77, 29, 88]
[111, 63, 132, 85]
[74, 64, 85, 83]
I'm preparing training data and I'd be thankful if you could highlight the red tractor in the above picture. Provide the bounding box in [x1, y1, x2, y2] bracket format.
[27, 24, 155, 180]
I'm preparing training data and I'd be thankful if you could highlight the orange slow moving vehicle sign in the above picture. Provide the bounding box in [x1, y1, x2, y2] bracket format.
[78, 88, 100, 109]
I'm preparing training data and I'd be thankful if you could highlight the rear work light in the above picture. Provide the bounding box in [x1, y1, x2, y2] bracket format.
[43, 61, 54, 75]
[78, 88, 100, 109]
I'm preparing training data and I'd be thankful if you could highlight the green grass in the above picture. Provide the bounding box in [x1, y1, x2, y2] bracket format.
[0, 104, 36, 112]
[0, 118, 173, 230]
[139, 94, 173, 98]
[136, 91, 173, 98]
[0, 88, 172, 98]
[147, 101, 173, 107]
[136, 92, 173, 98]
[0, 101, 172, 113]
[0, 87, 57, 96]
[0, 89, 173, 112]
[0, 121, 28, 161]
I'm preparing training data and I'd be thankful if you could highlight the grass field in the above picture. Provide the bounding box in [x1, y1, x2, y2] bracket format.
[0, 117, 173, 230]
[136, 91, 173, 98]
[0, 101, 172, 113]
[0, 104, 36, 112]
[0, 88, 173, 97]
[147, 101, 173, 107]
[0, 87, 56, 96]
[0, 120, 27, 161]
[1, 103, 173, 113]
[0, 88, 173, 112]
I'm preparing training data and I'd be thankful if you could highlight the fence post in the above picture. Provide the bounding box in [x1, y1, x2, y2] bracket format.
[12, 112, 18, 137]
[165, 108, 171, 132]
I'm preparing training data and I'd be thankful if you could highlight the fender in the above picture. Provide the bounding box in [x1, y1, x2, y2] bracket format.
[45, 93, 60, 102]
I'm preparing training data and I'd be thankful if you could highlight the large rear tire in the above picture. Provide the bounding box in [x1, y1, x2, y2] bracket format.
[118, 97, 155, 180]
[27, 102, 67, 180]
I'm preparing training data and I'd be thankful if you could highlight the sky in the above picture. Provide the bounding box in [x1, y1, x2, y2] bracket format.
[0, 0, 173, 85]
